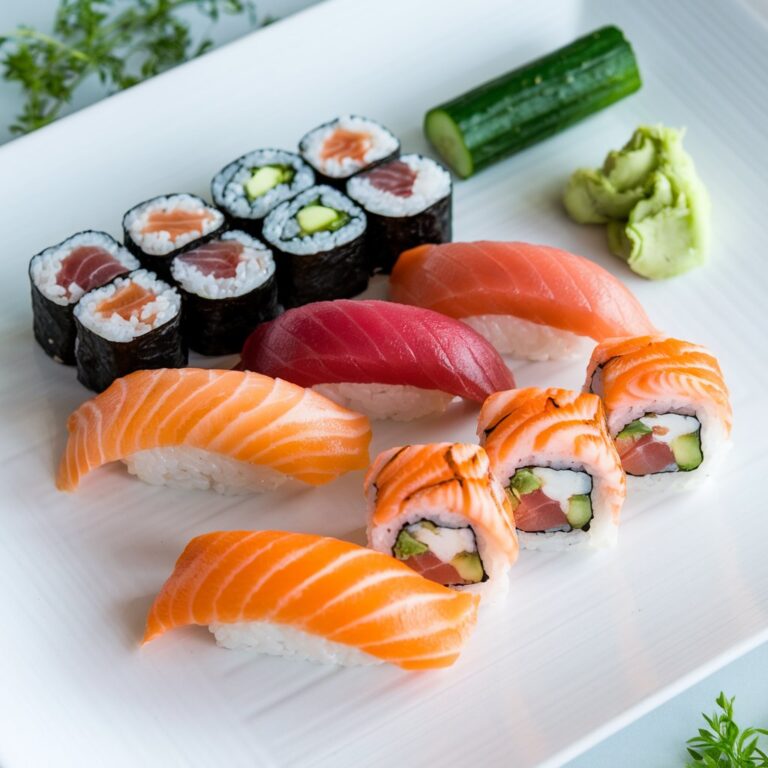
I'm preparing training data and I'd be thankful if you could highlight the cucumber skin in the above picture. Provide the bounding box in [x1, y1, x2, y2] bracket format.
[425, 26, 642, 177]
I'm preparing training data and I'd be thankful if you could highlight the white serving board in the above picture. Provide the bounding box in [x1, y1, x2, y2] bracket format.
[1, 0, 766, 766]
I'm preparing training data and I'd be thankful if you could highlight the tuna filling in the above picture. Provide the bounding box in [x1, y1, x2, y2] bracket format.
[393, 520, 486, 586]
[615, 413, 703, 475]
[507, 467, 593, 533]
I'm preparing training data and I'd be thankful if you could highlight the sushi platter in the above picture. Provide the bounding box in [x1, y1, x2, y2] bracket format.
[1, 0, 768, 766]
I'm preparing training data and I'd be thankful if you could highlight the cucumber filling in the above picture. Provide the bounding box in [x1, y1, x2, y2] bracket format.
[393, 519, 486, 586]
[296, 200, 350, 235]
[507, 466, 593, 533]
[245, 165, 295, 200]
[615, 413, 702, 474]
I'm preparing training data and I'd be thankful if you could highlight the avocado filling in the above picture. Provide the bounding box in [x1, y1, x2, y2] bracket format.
[506, 466, 593, 533]
[615, 413, 703, 475]
[296, 200, 350, 235]
[245, 165, 295, 200]
[393, 520, 486, 586]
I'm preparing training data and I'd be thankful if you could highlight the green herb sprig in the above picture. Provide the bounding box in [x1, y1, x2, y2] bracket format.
[687, 693, 768, 767]
[0, 0, 257, 136]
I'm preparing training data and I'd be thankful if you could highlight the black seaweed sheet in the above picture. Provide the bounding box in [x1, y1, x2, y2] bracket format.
[310, 150, 400, 190]
[30, 281, 77, 365]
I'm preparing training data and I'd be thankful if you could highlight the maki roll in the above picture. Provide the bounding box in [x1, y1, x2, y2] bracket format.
[478, 387, 626, 551]
[211, 149, 315, 236]
[262, 185, 368, 307]
[347, 154, 452, 273]
[299, 115, 399, 187]
[585, 335, 732, 489]
[29, 231, 139, 364]
[365, 443, 519, 602]
[122, 194, 226, 281]
[171, 231, 278, 355]
[73, 270, 187, 392]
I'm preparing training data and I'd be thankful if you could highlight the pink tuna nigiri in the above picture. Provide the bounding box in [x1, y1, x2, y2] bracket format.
[239, 299, 515, 421]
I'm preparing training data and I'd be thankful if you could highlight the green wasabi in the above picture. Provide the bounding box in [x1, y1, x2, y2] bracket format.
[563, 125, 710, 279]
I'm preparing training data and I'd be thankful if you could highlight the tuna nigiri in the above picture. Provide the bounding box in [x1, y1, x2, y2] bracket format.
[57, 368, 371, 494]
[389, 241, 656, 360]
[143, 530, 480, 670]
[239, 300, 515, 421]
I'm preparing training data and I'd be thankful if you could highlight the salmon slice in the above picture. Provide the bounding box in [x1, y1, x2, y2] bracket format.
[143, 530, 480, 670]
[320, 128, 372, 163]
[57, 246, 130, 295]
[97, 281, 155, 321]
[176, 240, 244, 279]
[57, 368, 372, 491]
[390, 241, 655, 341]
[141, 209, 214, 240]
[364, 160, 417, 197]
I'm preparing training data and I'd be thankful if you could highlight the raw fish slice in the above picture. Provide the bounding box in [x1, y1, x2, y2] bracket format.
[57, 246, 130, 295]
[176, 240, 244, 279]
[365, 160, 418, 197]
[239, 300, 515, 403]
[320, 129, 372, 163]
[512, 489, 569, 532]
[57, 368, 371, 490]
[141, 208, 214, 239]
[96, 281, 155, 321]
[143, 530, 480, 670]
[615, 433, 676, 476]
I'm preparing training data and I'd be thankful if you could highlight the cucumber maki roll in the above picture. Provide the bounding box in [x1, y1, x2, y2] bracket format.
[346, 154, 452, 273]
[211, 149, 315, 237]
[122, 193, 226, 282]
[171, 231, 278, 355]
[29, 231, 139, 364]
[262, 185, 368, 307]
[74, 270, 187, 392]
[299, 116, 399, 188]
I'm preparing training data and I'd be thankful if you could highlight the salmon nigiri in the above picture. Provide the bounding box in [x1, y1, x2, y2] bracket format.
[57, 368, 371, 494]
[389, 241, 655, 360]
[143, 530, 480, 670]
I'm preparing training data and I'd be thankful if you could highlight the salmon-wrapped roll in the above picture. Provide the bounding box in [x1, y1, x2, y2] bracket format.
[365, 443, 518, 601]
[478, 388, 625, 551]
[585, 335, 732, 490]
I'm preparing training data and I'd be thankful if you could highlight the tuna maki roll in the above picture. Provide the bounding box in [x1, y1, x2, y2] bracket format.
[122, 193, 226, 281]
[171, 231, 278, 355]
[29, 231, 139, 364]
[211, 149, 315, 236]
[262, 185, 368, 307]
[299, 116, 399, 187]
[74, 270, 187, 392]
[347, 154, 452, 273]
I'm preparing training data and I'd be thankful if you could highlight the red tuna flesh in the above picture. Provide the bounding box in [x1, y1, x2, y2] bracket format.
[365, 160, 417, 197]
[616, 433, 676, 476]
[57, 246, 130, 295]
[176, 240, 244, 279]
[513, 489, 570, 532]
[401, 551, 476, 586]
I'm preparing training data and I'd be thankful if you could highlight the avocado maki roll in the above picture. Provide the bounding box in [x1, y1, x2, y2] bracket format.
[211, 149, 315, 237]
[171, 231, 278, 355]
[122, 193, 226, 282]
[299, 116, 400, 188]
[74, 269, 187, 392]
[262, 185, 368, 307]
[346, 154, 452, 273]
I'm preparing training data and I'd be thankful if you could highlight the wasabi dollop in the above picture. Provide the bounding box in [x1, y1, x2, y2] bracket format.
[563, 125, 710, 279]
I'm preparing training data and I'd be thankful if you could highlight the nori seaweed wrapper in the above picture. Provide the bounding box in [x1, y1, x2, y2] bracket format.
[364, 192, 452, 274]
[74, 312, 188, 392]
[30, 280, 77, 365]
[180, 275, 279, 355]
[311, 151, 400, 190]
[273, 233, 369, 308]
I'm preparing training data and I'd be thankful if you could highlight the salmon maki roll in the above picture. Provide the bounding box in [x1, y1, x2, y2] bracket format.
[478, 388, 626, 550]
[365, 443, 518, 601]
[143, 530, 480, 670]
[585, 335, 732, 489]
[57, 368, 371, 494]
[389, 241, 655, 360]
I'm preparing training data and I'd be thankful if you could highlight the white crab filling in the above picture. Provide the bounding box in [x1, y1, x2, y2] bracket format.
[635, 413, 700, 444]
[403, 523, 477, 561]
[528, 467, 592, 514]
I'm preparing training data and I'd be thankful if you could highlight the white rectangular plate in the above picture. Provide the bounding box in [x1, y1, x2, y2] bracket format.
[1, 0, 767, 766]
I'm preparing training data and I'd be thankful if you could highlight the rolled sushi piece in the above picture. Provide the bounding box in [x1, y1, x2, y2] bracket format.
[171, 231, 278, 355]
[478, 387, 626, 550]
[73, 270, 186, 392]
[365, 443, 518, 602]
[299, 115, 400, 187]
[262, 185, 368, 307]
[390, 241, 656, 360]
[29, 231, 139, 364]
[211, 149, 315, 236]
[585, 335, 732, 489]
[143, 530, 480, 669]
[57, 368, 372, 494]
[347, 154, 452, 273]
[239, 299, 515, 421]
[122, 193, 226, 281]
